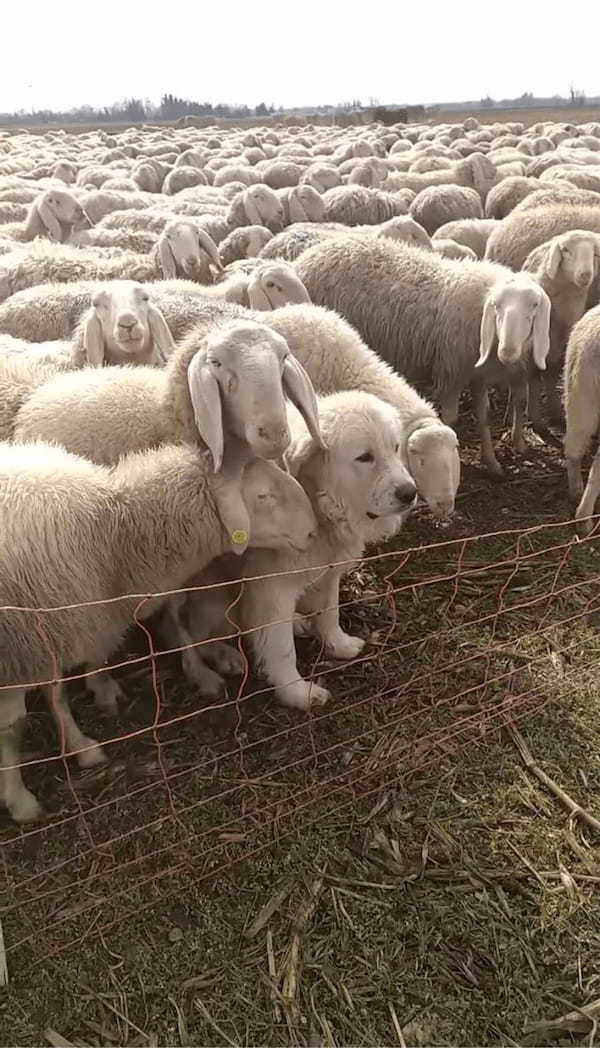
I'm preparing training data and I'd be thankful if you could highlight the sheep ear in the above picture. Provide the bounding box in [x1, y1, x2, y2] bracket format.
[547, 241, 562, 280]
[83, 310, 105, 366]
[247, 271, 272, 310]
[244, 193, 262, 225]
[282, 354, 325, 448]
[187, 349, 224, 471]
[476, 298, 496, 367]
[37, 200, 62, 242]
[532, 292, 550, 371]
[158, 235, 177, 279]
[147, 305, 175, 363]
[197, 229, 223, 272]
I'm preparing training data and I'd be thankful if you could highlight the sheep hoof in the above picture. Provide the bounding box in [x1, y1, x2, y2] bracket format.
[484, 459, 504, 477]
[575, 518, 593, 540]
[78, 739, 107, 769]
[8, 787, 43, 824]
[327, 633, 365, 660]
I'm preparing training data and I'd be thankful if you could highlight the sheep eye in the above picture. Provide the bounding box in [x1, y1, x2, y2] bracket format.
[395, 444, 399, 453]
[356, 451, 374, 463]
[265, 281, 274, 289]
[209, 359, 222, 368]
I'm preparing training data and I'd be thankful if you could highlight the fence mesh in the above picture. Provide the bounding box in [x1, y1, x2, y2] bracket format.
[1, 514, 600, 968]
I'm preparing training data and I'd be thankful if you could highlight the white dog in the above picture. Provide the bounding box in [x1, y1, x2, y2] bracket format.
[165, 390, 417, 709]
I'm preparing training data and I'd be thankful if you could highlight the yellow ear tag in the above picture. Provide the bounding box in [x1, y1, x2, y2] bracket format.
[231, 529, 248, 546]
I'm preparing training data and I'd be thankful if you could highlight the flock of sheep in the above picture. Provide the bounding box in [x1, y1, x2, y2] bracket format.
[1, 114, 600, 825]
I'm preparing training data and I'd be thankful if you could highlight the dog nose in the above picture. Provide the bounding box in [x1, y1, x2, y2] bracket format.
[395, 483, 417, 506]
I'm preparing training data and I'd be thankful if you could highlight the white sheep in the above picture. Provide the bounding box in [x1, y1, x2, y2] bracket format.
[0, 441, 316, 821]
[296, 236, 551, 474]
[563, 306, 600, 534]
[218, 225, 274, 266]
[409, 184, 483, 235]
[323, 185, 410, 225]
[277, 185, 326, 225]
[485, 202, 600, 271]
[226, 184, 285, 233]
[170, 299, 461, 518]
[12, 318, 323, 552]
[432, 218, 498, 259]
[0, 188, 89, 244]
[71, 281, 176, 368]
[156, 220, 223, 282]
[522, 230, 600, 430]
[432, 239, 477, 261]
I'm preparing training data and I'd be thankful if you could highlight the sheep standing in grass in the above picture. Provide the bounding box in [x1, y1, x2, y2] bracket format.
[296, 236, 551, 474]
[522, 230, 600, 431]
[0, 441, 316, 822]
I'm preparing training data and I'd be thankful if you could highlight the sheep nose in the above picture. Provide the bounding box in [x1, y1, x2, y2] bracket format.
[258, 424, 288, 443]
[118, 317, 137, 331]
[395, 483, 417, 506]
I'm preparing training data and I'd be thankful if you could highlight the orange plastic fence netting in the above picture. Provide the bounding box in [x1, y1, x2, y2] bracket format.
[1, 515, 599, 963]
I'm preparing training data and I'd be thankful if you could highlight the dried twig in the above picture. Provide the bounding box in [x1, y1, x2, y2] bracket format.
[388, 1002, 407, 1047]
[522, 997, 600, 1044]
[244, 882, 292, 939]
[0, 913, 7, 987]
[507, 723, 600, 833]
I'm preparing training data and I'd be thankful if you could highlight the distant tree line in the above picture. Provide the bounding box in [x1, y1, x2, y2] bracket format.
[1, 89, 598, 128]
[0, 94, 281, 127]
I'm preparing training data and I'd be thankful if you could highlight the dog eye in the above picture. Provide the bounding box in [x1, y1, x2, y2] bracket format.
[356, 452, 374, 463]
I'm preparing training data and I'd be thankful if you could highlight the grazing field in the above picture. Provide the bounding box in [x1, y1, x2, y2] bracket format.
[2, 111, 600, 1047]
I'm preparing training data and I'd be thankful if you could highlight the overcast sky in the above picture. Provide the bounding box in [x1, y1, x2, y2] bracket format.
[4, 1, 598, 112]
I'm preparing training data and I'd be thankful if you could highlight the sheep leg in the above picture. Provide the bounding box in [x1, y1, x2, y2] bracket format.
[439, 389, 461, 427]
[160, 597, 228, 699]
[545, 370, 564, 428]
[299, 568, 365, 660]
[509, 376, 528, 454]
[471, 379, 503, 475]
[243, 582, 330, 711]
[46, 682, 106, 769]
[564, 383, 600, 505]
[0, 688, 42, 823]
[527, 370, 547, 435]
[575, 449, 600, 538]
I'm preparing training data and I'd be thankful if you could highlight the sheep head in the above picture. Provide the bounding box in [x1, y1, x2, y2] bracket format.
[187, 319, 324, 473]
[84, 280, 174, 366]
[477, 275, 551, 372]
[238, 458, 316, 554]
[247, 263, 310, 310]
[158, 221, 222, 281]
[546, 229, 600, 289]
